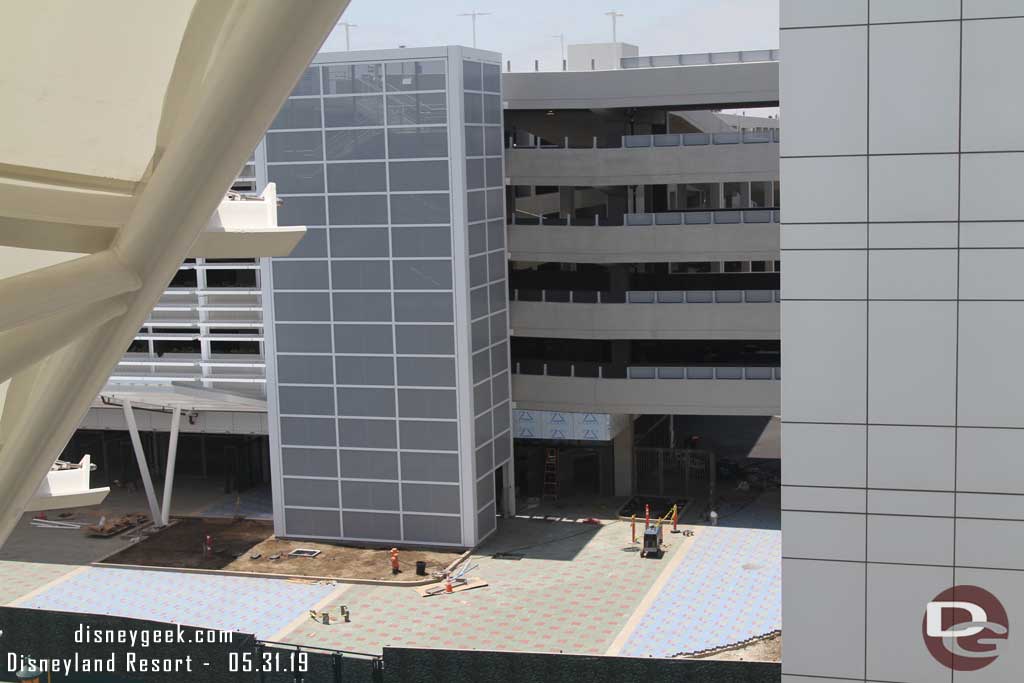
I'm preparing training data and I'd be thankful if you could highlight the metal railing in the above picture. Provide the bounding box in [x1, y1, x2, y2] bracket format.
[621, 49, 780, 69]
[508, 208, 780, 226]
[512, 361, 780, 380]
[511, 289, 780, 304]
[507, 128, 779, 150]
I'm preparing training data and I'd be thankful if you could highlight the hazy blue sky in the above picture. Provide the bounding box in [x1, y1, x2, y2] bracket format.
[323, 0, 780, 71]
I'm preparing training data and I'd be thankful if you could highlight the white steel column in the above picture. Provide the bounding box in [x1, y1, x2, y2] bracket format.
[160, 407, 181, 525]
[121, 399, 164, 525]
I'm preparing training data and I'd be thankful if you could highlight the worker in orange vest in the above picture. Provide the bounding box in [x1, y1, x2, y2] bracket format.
[390, 547, 400, 575]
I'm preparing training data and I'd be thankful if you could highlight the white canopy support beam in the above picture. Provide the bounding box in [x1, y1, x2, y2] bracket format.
[0, 298, 129, 383]
[0, 250, 141, 333]
[121, 399, 164, 527]
[160, 407, 181, 526]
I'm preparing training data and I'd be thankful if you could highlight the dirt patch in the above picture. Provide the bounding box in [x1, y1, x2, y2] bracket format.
[225, 537, 461, 582]
[677, 632, 781, 663]
[101, 517, 463, 582]
[102, 518, 273, 570]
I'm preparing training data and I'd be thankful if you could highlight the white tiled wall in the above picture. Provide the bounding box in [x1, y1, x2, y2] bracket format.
[782, 3, 1024, 681]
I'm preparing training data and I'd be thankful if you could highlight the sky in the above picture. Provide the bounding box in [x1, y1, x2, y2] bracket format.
[323, 0, 780, 72]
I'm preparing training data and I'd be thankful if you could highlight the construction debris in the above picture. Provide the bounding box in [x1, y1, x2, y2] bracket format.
[31, 518, 82, 530]
[418, 576, 488, 597]
[288, 548, 321, 558]
[84, 514, 148, 538]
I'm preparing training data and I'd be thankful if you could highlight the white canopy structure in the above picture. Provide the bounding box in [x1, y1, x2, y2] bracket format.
[0, 0, 350, 546]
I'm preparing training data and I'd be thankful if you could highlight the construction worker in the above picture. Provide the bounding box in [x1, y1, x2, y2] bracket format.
[390, 547, 400, 575]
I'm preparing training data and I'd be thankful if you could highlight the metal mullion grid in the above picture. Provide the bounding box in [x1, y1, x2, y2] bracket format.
[382, 68, 406, 541]
[952, 1, 964, 639]
[313, 70, 345, 539]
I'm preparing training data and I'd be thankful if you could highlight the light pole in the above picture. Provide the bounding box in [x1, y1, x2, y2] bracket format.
[553, 33, 565, 63]
[605, 10, 623, 42]
[337, 21, 357, 51]
[458, 11, 491, 48]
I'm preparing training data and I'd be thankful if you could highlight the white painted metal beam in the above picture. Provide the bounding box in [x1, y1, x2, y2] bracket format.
[121, 400, 164, 527]
[160, 407, 181, 526]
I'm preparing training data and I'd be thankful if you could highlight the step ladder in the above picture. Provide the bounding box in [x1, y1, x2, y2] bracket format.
[542, 448, 559, 500]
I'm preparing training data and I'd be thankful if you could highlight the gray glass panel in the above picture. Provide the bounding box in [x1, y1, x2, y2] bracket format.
[291, 67, 321, 96]
[478, 504, 496, 538]
[285, 508, 339, 537]
[468, 191, 486, 223]
[279, 386, 334, 416]
[472, 350, 489, 383]
[325, 129, 386, 160]
[332, 292, 392, 321]
[487, 251, 505, 281]
[282, 447, 338, 478]
[474, 411, 492, 446]
[400, 420, 458, 451]
[395, 324, 454, 354]
[391, 226, 451, 257]
[390, 193, 450, 225]
[483, 95, 501, 124]
[343, 511, 400, 539]
[493, 431, 511, 464]
[394, 293, 453, 322]
[492, 371, 510, 404]
[469, 224, 486, 254]
[333, 325, 393, 354]
[393, 260, 452, 290]
[489, 312, 507, 343]
[281, 416, 336, 447]
[396, 357, 456, 387]
[471, 318, 489, 351]
[274, 292, 330, 321]
[335, 355, 394, 385]
[493, 401, 511, 434]
[278, 356, 334, 384]
[337, 387, 396, 416]
[323, 64, 383, 94]
[465, 126, 484, 157]
[326, 162, 387, 193]
[476, 472, 494, 509]
[401, 483, 460, 514]
[490, 342, 509, 373]
[398, 388, 457, 419]
[328, 195, 388, 225]
[487, 220, 504, 250]
[276, 323, 332, 352]
[267, 131, 323, 162]
[403, 514, 461, 544]
[283, 478, 339, 508]
[474, 379, 491, 412]
[281, 227, 327, 258]
[389, 160, 449, 191]
[485, 158, 503, 188]
[470, 286, 488, 320]
[339, 418, 397, 448]
[486, 188, 504, 219]
[330, 260, 390, 289]
[341, 481, 399, 510]
[470, 255, 487, 288]
[270, 98, 322, 130]
[483, 126, 502, 156]
[401, 452, 459, 483]
[278, 196, 326, 226]
[273, 260, 329, 290]
[464, 92, 483, 123]
[387, 128, 448, 159]
[463, 60, 482, 91]
[482, 63, 500, 92]
[339, 449, 398, 479]
[489, 282, 507, 311]
[323, 95, 384, 127]
[330, 227, 389, 257]
[466, 159, 485, 190]
[386, 92, 447, 125]
[385, 60, 445, 91]
[475, 442, 493, 477]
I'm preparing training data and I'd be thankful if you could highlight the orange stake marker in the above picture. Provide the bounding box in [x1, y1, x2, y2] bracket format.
[445, 574, 453, 593]
[645, 503, 650, 528]
[631, 514, 636, 543]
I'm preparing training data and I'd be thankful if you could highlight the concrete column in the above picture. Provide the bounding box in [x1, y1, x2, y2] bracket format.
[613, 415, 634, 496]
[559, 187, 575, 219]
